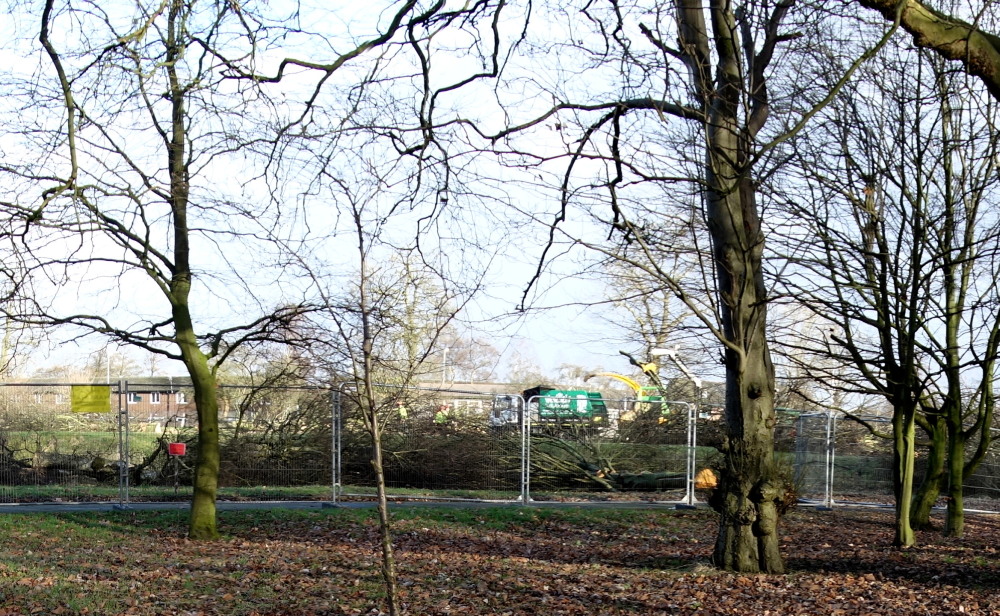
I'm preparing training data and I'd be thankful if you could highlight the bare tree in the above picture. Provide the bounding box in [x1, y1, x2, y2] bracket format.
[775, 47, 1000, 543]
[478, 0, 900, 572]
[292, 155, 492, 614]
[248, 7, 516, 602]
[0, 0, 335, 539]
[2, 0, 512, 544]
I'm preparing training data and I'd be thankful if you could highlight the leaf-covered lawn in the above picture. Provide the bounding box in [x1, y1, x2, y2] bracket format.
[0, 506, 996, 615]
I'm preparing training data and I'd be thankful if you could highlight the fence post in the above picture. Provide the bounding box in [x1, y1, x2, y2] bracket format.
[331, 388, 339, 505]
[115, 379, 130, 510]
[682, 402, 698, 507]
[520, 395, 532, 504]
[324, 384, 347, 509]
[823, 411, 837, 509]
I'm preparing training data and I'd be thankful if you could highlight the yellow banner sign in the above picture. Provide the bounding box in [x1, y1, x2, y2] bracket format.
[71, 385, 112, 414]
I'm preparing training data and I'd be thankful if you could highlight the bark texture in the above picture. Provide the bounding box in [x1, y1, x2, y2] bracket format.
[858, 0, 1000, 100]
[891, 408, 917, 547]
[694, 0, 788, 574]
[910, 416, 946, 530]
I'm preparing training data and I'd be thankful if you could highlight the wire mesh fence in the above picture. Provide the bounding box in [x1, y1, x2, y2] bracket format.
[128, 383, 335, 502]
[522, 397, 696, 503]
[966, 456, 1000, 513]
[828, 415, 895, 506]
[793, 414, 1000, 513]
[793, 412, 835, 506]
[336, 386, 524, 501]
[0, 383, 125, 504]
[0, 379, 997, 513]
[0, 380, 336, 505]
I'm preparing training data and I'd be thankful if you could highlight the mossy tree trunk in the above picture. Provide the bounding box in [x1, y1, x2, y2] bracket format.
[158, 0, 221, 541]
[891, 405, 917, 547]
[34, 0, 330, 543]
[945, 417, 964, 537]
[933, 74, 995, 539]
[181, 342, 220, 539]
[910, 415, 945, 531]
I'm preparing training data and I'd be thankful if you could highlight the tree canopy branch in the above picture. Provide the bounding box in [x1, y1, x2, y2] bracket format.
[858, 0, 1000, 100]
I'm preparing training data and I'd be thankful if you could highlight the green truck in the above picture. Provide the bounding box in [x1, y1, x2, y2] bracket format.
[489, 386, 610, 428]
[524, 385, 609, 423]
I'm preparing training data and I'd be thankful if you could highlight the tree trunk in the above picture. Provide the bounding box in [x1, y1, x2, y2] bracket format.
[357, 228, 400, 616]
[161, 0, 221, 541]
[369, 417, 399, 616]
[892, 409, 917, 547]
[710, 354, 783, 573]
[187, 362, 220, 539]
[945, 417, 964, 538]
[705, 140, 784, 574]
[177, 308, 220, 540]
[910, 416, 946, 530]
[671, 0, 789, 572]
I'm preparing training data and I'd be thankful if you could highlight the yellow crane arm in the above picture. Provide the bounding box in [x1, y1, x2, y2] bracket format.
[583, 372, 643, 396]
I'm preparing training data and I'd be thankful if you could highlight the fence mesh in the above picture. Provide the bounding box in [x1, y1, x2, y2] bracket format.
[793, 412, 833, 505]
[0, 378, 997, 514]
[966, 453, 1000, 513]
[0, 383, 124, 504]
[829, 415, 894, 506]
[129, 384, 334, 502]
[523, 397, 695, 503]
[337, 387, 521, 501]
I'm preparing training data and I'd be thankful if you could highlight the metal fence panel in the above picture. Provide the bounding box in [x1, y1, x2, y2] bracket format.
[966, 455, 1000, 513]
[3, 376, 999, 515]
[336, 386, 523, 502]
[525, 397, 696, 503]
[793, 412, 834, 506]
[127, 384, 334, 502]
[830, 415, 894, 506]
[0, 383, 125, 504]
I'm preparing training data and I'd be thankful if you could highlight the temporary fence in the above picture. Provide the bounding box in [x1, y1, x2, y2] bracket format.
[127, 382, 334, 503]
[0, 382, 125, 505]
[0, 380, 335, 507]
[794, 412, 1000, 513]
[333, 384, 526, 502]
[334, 392, 1000, 512]
[0, 379, 997, 513]
[522, 395, 699, 505]
[332, 384, 706, 505]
